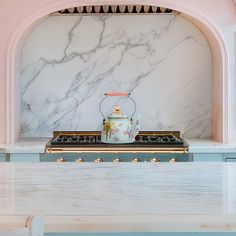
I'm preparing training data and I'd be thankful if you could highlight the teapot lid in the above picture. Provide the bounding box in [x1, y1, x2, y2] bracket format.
[108, 105, 128, 118]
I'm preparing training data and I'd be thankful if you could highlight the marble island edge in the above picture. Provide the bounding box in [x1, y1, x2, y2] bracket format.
[0, 163, 236, 233]
[1, 215, 236, 233]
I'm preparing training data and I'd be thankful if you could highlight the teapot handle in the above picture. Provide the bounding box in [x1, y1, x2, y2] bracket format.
[106, 92, 129, 96]
[99, 92, 136, 124]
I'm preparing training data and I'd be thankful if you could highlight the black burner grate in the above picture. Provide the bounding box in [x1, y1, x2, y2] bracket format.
[51, 134, 184, 146]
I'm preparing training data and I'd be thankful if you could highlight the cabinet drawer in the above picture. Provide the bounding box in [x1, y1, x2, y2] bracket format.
[225, 158, 236, 162]
[10, 153, 40, 162]
[193, 153, 223, 162]
[223, 153, 236, 162]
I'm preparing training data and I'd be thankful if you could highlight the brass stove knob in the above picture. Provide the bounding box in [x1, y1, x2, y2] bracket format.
[132, 158, 141, 163]
[76, 158, 85, 163]
[95, 158, 104, 163]
[150, 158, 160, 163]
[56, 157, 65, 162]
[113, 158, 123, 162]
[170, 158, 179, 163]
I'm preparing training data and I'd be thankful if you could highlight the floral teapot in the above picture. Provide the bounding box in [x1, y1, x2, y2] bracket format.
[99, 92, 140, 144]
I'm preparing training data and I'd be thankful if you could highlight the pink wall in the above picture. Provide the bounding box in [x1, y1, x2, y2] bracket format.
[0, 0, 236, 143]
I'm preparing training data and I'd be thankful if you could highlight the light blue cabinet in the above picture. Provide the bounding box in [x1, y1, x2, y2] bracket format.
[223, 153, 236, 162]
[9, 153, 40, 162]
[193, 153, 223, 162]
[0, 154, 6, 162]
[183, 153, 236, 162]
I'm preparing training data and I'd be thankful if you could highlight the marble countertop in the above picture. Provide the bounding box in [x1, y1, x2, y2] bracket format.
[1, 138, 236, 154]
[188, 139, 236, 153]
[1, 138, 49, 153]
[0, 162, 236, 232]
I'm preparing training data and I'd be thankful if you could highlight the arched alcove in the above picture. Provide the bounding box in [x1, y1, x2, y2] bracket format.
[5, 0, 228, 143]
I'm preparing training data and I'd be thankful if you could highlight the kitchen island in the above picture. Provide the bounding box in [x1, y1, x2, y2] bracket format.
[0, 163, 236, 234]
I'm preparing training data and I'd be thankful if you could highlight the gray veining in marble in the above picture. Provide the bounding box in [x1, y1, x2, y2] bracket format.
[21, 15, 212, 138]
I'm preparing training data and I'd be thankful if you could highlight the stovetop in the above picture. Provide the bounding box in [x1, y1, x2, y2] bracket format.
[51, 133, 184, 146]
[46, 131, 188, 153]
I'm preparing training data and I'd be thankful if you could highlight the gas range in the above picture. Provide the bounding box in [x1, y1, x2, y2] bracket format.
[44, 131, 191, 162]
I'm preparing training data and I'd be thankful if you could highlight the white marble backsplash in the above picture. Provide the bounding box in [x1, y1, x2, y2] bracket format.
[21, 15, 212, 138]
